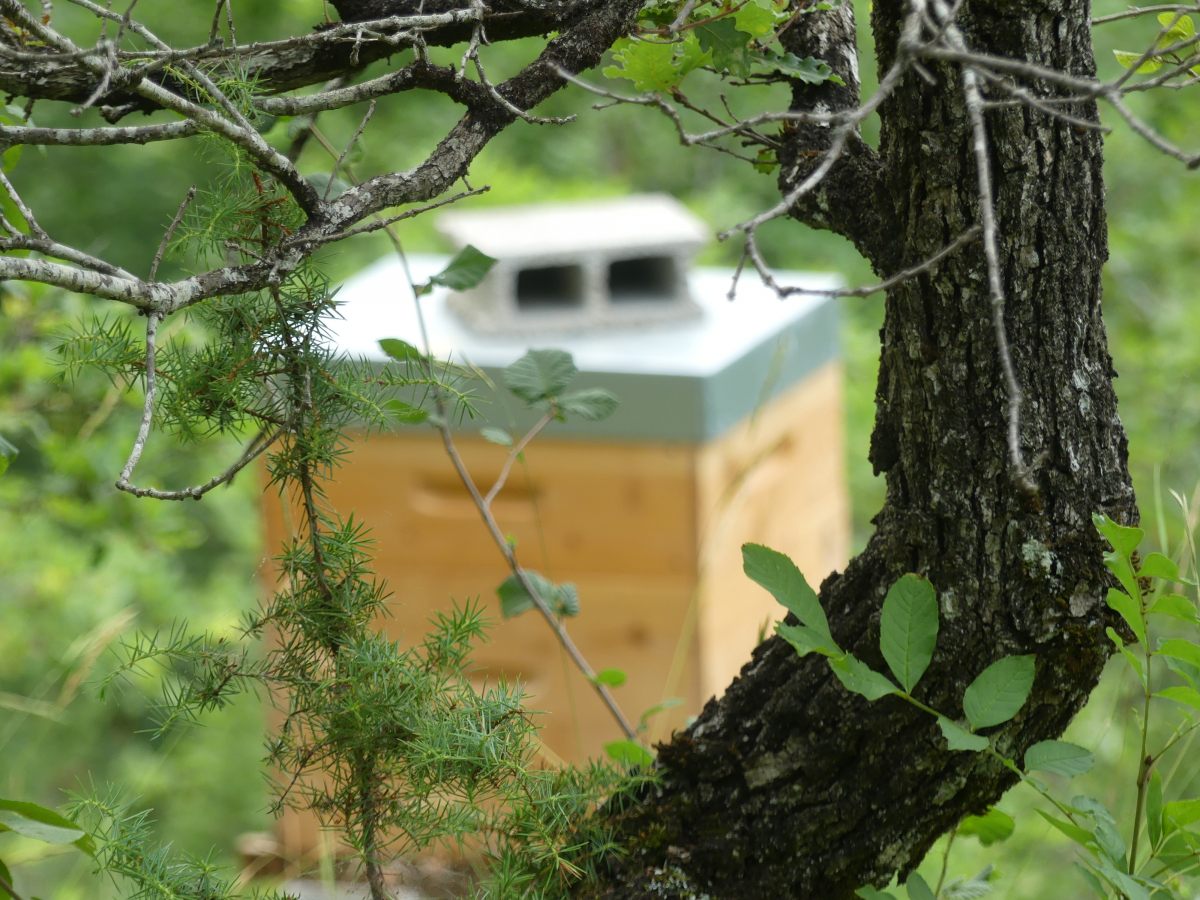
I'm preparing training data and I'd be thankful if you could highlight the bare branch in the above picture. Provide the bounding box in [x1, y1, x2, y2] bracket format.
[117, 427, 283, 500]
[150, 185, 196, 282]
[1093, 2, 1199, 23]
[0, 169, 48, 239]
[744, 225, 983, 299]
[116, 311, 162, 490]
[0, 119, 200, 146]
[325, 100, 375, 200]
[930, 0, 1037, 492]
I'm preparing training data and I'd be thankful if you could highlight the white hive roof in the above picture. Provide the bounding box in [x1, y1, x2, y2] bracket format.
[436, 194, 710, 259]
[327, 254, 842, 442]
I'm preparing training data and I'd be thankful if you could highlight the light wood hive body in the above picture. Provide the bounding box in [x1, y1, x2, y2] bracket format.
[260, 362, 848, 860]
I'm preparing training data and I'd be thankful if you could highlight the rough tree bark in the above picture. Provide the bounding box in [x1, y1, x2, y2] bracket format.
[590, 0, 1136, 896]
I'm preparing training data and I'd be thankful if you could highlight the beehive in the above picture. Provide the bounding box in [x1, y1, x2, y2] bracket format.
[261, 196, 849, 860]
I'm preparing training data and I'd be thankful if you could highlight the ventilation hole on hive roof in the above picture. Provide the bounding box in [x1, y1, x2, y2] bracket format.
[515, 264, 584, 310]
[608, 256, 677, 303]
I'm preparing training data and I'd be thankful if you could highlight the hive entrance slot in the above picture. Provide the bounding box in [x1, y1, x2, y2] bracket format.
[608, 256, 676, 303]
[515, 264, 584, 310]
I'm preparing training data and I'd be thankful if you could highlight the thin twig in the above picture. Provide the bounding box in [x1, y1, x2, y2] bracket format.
[389, 228, 638, 742]
[0, 874, 27, 900]
[150, 184, 196, 281]
[294, 186, 490, 248]
[116, 311, 161, 490]
[325, 100, 375, 200]
[0, 169, 48, 239]
[117, 427, 283, 500]
[931, 0, 1037, 492]
[484, 411, 554, 506]
[747, 225, 983, 299]
[1093, 3, 1198, 23]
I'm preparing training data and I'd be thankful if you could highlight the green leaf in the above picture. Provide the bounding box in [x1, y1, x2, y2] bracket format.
[558, 388, 619, 421]
[1162, 653, 1200, 690]
[879, 573, 939, 693]
[1095, 861, 1147, 900]
[962, 655, 1035, 729]
[942, 865, 996, 900]
[603, 39, 687, 92]
[604, 739, 655, 767]
[1164, 798, 1200, 829]
[1139, 552, 1195, 584]
[776, 622, 840, 658]
[0, 858, 11, 890]
[1154, 685, 1200, 711]
[829, 655, 897, 701]
[1074, 864, 1107, 900]
[0, 433, 17, 477]
[496, 571, 580, 618]
[593, 668, 627, 687]
[1024, 740, 1095, 777]
[384, 399, 428, 424]
[503, 349, 578, 404]
[906, 873, 935, 900]
[742, 543, 833, 642]
[696, 18, 753, 76]
[1148, 771, 1164, 850]
[749, 50, 842, 84]
[1107, 627, 1146, 688]
[1036, 808, 1097, 848]
[639, 697, 683, 729]
[958, 808, 1015, 846]
[938, 716, 990, 751]
[480, 426, 513, 447]
[855, 888, 898, 900]
[752, 148, 777, 174]
[733, 0, 779, 38]
[1070, 796, 1117, 825]
[1157, 11, 1195, 46]
[1094, 819, 1127, 867]
[1106, 588, 1146, 645]
[378, 338, 424, 362]
[1156, 638, 1200, 669]
[1093, 513, 1144, 557]
[675, 33, 712, 79]
[1117, 52, 1162, 74]
[1147, 593, 1200, 625]
[429, 245, 497, 291]
[0, 800, 89, 851]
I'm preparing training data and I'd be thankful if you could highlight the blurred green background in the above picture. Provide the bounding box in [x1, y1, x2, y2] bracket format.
[2, 1, 1200, 898]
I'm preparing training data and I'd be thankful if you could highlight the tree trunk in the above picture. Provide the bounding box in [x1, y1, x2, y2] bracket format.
[591, 0, 1136, 896]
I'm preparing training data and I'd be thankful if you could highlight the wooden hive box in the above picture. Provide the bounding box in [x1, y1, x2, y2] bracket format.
[261, 197, 849, 861]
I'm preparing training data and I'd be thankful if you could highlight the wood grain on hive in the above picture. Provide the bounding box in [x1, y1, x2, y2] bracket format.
[260, 197, 849, 861]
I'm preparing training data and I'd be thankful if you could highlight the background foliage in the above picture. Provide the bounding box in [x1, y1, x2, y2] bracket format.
[3, 0, 1200, 898]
